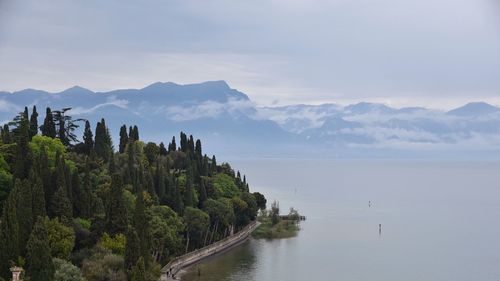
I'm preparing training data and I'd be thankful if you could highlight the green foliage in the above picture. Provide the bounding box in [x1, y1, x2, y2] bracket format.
[253, 192, 267, 210]
[105, 174, 128, 235]
[53, 258, 85, 281]
[29, 135, 66, 168]
[26, 217, 55, 281]
[82, 252, 127, 281]
[212, 173, 240, 198]
[183, 207, 209, 250]
[74, 218, 91, 230]
[149, 206, 184, 263]
[44, 217, 76, 259]
[0, 185, 20, 279]
[0, 155, 12, 213]
[130, 257, 146, 281]
[98, 233, 126, 256]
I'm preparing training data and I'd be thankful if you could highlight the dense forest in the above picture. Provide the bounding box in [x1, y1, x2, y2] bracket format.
[0, 106, 266, 281]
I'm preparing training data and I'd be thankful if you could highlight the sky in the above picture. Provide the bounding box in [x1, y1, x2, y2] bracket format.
[0, 0, 500, 108]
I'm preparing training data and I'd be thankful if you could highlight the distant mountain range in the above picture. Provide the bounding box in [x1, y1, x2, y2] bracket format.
[1, 81, 500, 158]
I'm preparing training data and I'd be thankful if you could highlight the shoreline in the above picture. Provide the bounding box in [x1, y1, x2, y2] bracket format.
[161, 221, 260, 281]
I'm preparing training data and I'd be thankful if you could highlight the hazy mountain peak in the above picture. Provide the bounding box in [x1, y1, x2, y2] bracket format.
[447, 102, 500, 116]
[58, 85, 94, 95]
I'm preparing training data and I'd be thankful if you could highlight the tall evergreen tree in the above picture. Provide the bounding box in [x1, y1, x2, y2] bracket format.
[125, 227, 141, 272]
[29, 105, 38, 138]
[26, 217, 55, 281]
[105, 173, 128, 235]
[134, 187, 151, 268]
[0, 186, 20, 279]
[1, 124, 11, 144]
[31, 171, 46, 220]
[119, 125, 128, 153]
[41, 107, 56, 138]
[198, 178, 207, 208]
[94, 119, 112, 161]
[211, 155, 217, 174]
[132, 125, 139, 141]
[49, 156, 72, 223]
[184, 160, 194, 208]
[159, 142, 167, 156]
[168, 136, 177, 152]
[83, 120, 94, 155]
[16, 179, 33, 256]
[13, 112, 31, 179]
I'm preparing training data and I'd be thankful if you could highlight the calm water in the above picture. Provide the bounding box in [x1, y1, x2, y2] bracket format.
[182, 160, 500, 281]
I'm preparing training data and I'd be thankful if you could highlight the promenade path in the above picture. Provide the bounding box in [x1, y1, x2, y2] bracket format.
[160, 221, 260, 281]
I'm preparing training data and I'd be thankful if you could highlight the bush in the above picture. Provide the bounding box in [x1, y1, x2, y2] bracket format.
[53, 258, 85, 281]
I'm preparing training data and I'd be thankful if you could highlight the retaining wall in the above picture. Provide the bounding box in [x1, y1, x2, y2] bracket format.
[160, 221, 260, 281]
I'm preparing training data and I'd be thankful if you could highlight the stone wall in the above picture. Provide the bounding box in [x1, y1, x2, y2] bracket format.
[160, 221, 260, 280]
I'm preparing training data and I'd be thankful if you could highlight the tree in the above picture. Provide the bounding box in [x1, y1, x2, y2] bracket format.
[168, 136, 176, 152]
[105, 174, 128, 235]
[26, 217, 55, 281]
[144, 142, 159, 164]
[43, 217, 76, 259]
[0, 186, 20, 279]
[13, 112, 31, 179]
[119, 125, 128, 153]
[253, 192, 267, 210]
[29, 105, 38, 138]
[183, 207, 209, 251]
[53, 258, 85, 281]
[41, 107, 57, 138]
[50, 156, 73, 222]
[134, 188, 151, 268]
[159, 142, 167, 156]
[16, 179, 33, 255]
[94, 119, 112, 161]
[83, 120, 94, 155]
[183, 160, 194, 208]
[124, 228, 141, 272]
[130, 257, 146, 281]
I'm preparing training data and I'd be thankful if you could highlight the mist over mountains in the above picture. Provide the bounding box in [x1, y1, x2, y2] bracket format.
[1, 81, 500, 159]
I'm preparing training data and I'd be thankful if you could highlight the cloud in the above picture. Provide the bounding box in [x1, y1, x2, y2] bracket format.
[68, 96, 129, 115]
[158, 98, 255, 122]
[0, 99, 21, 113]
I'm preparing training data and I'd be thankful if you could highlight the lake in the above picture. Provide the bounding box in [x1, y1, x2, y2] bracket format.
[182, 159, 500, 281]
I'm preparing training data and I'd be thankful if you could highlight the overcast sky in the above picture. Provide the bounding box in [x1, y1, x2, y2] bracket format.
[1, 0, 499, 108]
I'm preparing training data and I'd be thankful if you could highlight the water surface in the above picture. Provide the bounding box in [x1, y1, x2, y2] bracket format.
[183, 160, 500, 281]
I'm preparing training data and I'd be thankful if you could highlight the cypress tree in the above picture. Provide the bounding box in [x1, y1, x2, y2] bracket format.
[0, 186, 20, 279]
[119, 125, 128, 153]
[154, 162, 166, 200]
[195, 139, 202, 158]
[49, 155, 73, 223]
[159, 142, 167, 156]
[31, 171, 46, 220]
[105, 173, 128, 235]
[29, 105, 38, 138]
[41, 107, 56, 138]
[133, 125, 139, 141]
[40, 146, 54, 209]
[125, 227, 141, 272]
[83, 120, 94, 155]
[211, 155, 217, 174]
[71, 171, 83, 218]
[180, 132, 187, 152]
[16, 179, 33, 256]
[13, 113, 31, 179]
[26, 217, 55, 281]
[94, 119, 112, 161]
[1, 124, 11, 144]
[80, 158, 93, 218]
[168, 136, 177, 152]
[57, 111, 67, 145]
[134, 187, 151, 268]
[198, 178, 207, 208]
[184, 160, 194, 208]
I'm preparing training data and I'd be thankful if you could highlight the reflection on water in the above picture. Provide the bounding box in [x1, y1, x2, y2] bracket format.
[181, 240, 257, 281]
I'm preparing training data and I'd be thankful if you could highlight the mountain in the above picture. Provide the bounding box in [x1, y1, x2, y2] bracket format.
[447, 102, 500, 117]
[1, 81, 500, 158]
